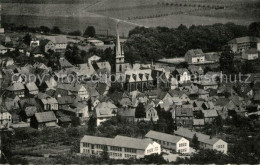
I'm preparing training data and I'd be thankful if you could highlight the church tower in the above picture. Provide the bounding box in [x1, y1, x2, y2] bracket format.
[115, 30, 125, 75]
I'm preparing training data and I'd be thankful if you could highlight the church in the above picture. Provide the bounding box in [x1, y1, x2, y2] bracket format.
[115, 30, 153, 92]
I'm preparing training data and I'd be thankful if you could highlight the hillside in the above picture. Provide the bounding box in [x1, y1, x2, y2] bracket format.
[1, 0, 259, 36]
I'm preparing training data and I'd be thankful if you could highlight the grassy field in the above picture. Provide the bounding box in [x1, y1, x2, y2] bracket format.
[1, 0, 259, 36]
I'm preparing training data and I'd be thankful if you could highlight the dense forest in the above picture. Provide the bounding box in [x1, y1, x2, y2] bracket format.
[124, 22, 260, 63]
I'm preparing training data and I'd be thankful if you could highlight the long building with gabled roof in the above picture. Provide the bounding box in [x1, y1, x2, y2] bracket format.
[80, 135, 161, 159]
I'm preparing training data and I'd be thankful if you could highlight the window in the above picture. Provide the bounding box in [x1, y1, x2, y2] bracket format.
[111, 146, 122, 151]
[147, 148, 153, 153]
[83, 143, 90, 148]
[125, 148, 136, 153]
[179, 143, 187, 147]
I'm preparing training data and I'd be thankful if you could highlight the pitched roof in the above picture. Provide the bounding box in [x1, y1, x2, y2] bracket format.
[228, 36, 260, 44]
[175, 127, 225, 145]
[81, 135, 153, 150]
[175, 107, 193, 117]
[185, 49, 204, 57]
[118, 108, 135, 117]
[25, 82, 38, 91]
[35, 111, 57, 123]
[145, 130, 183, 144]
[6, 82, 25, 91]
[202, 110, 218, 118]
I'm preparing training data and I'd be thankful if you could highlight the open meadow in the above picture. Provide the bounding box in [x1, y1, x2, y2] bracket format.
[2, 0, 259, 36]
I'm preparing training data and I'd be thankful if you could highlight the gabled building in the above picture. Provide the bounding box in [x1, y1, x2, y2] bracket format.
[25, 82, 39, 95]
[31, 111, 58, 130]
[95, 101, 117, 126]
[6, 82, 25, 98]
[228, 36, 260, 53]
[80, 135, 161, 159]
[145, 130, 189, 153]
[185, 49, 205, 64]
[41, 97, 58, 111]
[145, 104, 159, 121]
[173, 107, 193, 128]
[175, 127, 228, 154]
[173, 68, 191, 84]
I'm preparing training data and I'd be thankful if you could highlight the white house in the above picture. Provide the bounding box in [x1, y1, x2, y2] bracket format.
[242, 48, 258, 60]
[0, 44, 8, 54]
[95, 101, 117, 126]
[80, 135, 161, 159]
[174, 68, 191, 84]
[145, 130, 189, 153]
[185, 49, 205, 64]
[175, 127, 228, 154]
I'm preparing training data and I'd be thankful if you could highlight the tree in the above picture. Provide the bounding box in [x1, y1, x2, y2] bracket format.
[84, 26, 96, 38]
[88, 116, 97, 134]
[219, 51, 234, 73]
[248, 22, 260, 37]
[191, 134, 200, 150]
[23, 33, 32, 46]
[141, 154, 167, 164]
[101, 145, 109, 161]
[68, 30, 82, 36]
[135, 103, 146, 118]
[52, 26, 62, 34]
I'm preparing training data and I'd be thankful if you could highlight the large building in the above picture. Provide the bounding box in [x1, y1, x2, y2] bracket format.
[145, 130, 190, 153]
[80, 135, 161, 159]
[228, 36, 260, 53]
[115, 30, 153, 92]
[174, 127, 228, 154]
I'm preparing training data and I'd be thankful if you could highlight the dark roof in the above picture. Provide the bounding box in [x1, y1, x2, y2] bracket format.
[35, 111, 57, 123]
[96, 83, 108, 95]
[175, 127, 226, 145]
[145, 130, 183, 144]
[228, 36, 260, 44]
[175, 107, 193, 117]
[185, 49, 204, 57]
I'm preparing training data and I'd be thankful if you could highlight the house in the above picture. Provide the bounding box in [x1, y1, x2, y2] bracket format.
[228, 36, 260, 53]
[59, 58, 73, 69]
[202, 110, 218, 123]
[88, 55, 101, 64]
[87, 38, 104, 46]
[95, 101, 117, 126]
[193, 119, 205, 128]
[42, 35, 68, 52]
[61, 103, 89, 122]
[17, 43, 28, 53]
[185, 49, 205, 64]
[30, 46, 44, 58]
[242, 48, 258, 60]
[31, 111, 58, 130]
[40, 39, 55, 53]
[57, 96, 74, 110]
[145, 130, 189, 153]
[195, 75, 218, 90]
[145, 105, 159, 121]
[80, 135, 161, 159]
[25, 82, 39, 95]
[174, 127, 228, 154]
[118, 107, 135, 122]
[0, 110, 12, 126]
[6, 82, 25, 98]
[168, 89, 190, 105]
[41, 97, 58, 111]
[173, 107, 193, 128]
[96, 61, 111, 73]
[57, 84, 89, 101]
[173, 68, 191, 84]
[0, 44, 8, 54]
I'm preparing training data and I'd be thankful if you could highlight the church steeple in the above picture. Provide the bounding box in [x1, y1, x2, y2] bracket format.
[115, 25, 125, 74]
[116, 28, 124, 58]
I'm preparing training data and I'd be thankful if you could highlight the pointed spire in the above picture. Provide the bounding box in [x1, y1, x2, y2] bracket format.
[116, 25, 121, 57]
